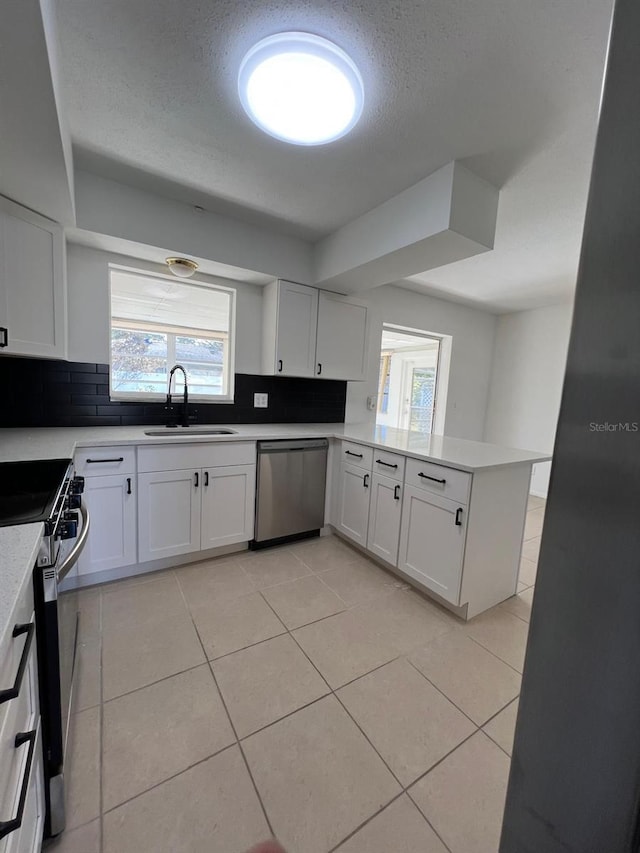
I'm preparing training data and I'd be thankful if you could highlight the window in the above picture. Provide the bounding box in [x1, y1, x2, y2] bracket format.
[376, 326, 446, 434]
[109, 267, 235, 402]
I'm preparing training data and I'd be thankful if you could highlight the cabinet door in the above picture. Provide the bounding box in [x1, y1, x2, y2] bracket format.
[275, 281, 318, 377]
[315, 292, 367, 380]
[138, 469, 200, 563]
[367, 473, 402, 565]
[10, 725, 44, 853]
[77, 475, 137, 576]
[398, 486, 466, 605]
[201, 465, 256, 549]
[336, 462, 371, 546]
[0, 197, 65, 359]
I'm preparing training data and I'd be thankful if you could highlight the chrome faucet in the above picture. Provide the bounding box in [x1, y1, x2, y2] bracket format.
[165, 364, 190, 427]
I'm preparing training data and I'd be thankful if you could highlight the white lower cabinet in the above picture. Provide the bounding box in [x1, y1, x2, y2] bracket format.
[336, 462, 371, 546]
[77, 474, 137, 576]
[201, 465, 256, 549]
[138, 464, 256, 563]
[5, 726, 44, 853]
[138, 469, 201, 563]
[367, 473, 403, 565]
[398, 487, 466, 605]
[0, 592, 43, 853]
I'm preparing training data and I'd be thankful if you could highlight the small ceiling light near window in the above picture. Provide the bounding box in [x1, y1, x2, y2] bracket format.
[238, 32, 364, 146]
[166, 257, 198, 278]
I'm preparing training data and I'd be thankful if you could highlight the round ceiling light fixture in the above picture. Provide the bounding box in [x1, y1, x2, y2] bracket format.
[166, 257, 199, 278]
[238, 32, 364, 145]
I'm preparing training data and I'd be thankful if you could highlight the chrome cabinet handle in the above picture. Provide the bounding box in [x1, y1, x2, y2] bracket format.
[0, 623, 34, 706]
[418, 472, 446, 485]
[0, 729, 37, 840]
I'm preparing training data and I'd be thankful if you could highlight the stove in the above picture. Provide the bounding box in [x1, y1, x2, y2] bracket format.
[0, 457, 89, 839]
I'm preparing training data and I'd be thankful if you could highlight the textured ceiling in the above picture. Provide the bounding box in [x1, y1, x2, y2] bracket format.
[55, 0, 613, 310]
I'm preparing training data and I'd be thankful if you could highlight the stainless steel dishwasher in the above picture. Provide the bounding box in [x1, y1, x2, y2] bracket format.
[253, 439, 328, 548]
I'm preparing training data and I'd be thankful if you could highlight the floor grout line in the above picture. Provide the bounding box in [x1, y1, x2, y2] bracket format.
[84, 537, 535, 851]
[324, 791, 407, 853]
[258, 588, 482, 853]
[403, 656, 487, 729]
[463, 631, 526, 676]
[404, 790, 455, 853]
[174, 578, 277, 838]
[97, 589, 104, 853]
[101, 660, 208, 704]
[101, 743, 237, 816]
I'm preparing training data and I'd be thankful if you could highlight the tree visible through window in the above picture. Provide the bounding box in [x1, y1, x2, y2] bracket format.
[109, 268, 234, 401]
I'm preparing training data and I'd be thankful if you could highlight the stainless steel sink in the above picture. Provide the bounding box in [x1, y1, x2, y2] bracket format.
[144, 427, 238, 436]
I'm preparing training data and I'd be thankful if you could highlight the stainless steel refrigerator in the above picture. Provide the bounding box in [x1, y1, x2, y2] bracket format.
[500, 0, 640, 849]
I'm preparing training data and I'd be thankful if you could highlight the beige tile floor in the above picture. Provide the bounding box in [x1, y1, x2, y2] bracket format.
[49, 497, 544, 853]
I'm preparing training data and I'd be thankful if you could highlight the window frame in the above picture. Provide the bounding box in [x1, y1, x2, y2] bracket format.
[108, 264, 236, 404]
[377, 323, 449, 435]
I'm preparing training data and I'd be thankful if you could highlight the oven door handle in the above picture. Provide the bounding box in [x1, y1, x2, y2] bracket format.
[57, 504, 90, 584]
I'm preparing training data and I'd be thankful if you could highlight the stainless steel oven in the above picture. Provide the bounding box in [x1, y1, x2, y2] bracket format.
[32, 466, 89, 838]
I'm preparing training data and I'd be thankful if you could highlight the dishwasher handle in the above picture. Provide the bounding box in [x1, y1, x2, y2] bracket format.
[258, 439, 329, 453]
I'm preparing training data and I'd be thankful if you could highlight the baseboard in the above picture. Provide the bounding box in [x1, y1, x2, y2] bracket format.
[67, 541, 250, 590]
[529, 488, 548, 499]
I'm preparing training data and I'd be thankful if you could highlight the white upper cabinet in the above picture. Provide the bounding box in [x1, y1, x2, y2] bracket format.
[263, 280, 318, 377]
[0, 196, 66, 359]
[315, 291, 368, 380]
[262, 279, 367, 380]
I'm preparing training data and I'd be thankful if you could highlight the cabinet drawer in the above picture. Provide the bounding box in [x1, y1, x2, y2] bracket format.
[372, 450, 405, 481]
[0, 592, 34, 739]
[340, 441, 373, 471]
[0, 641, 36, 831]
[2, 723, 42, 853]
[75, 447, 136, 476]
[138, 442, 256, 473]
[405, 458, 471, 504]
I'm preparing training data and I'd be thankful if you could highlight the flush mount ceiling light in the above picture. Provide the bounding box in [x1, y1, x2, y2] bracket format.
[166, 257, 198, 278]
[238, 32, 364, 145]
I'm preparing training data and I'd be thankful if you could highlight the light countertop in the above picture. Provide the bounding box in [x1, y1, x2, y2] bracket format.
[0, 423, 549, 644]
[0, 423, 550, 472]
[0, 523, 42, 650]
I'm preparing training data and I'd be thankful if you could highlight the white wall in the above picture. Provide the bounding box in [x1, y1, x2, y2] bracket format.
[484, 302, 573, 497]
[74, 171, 313, 285]
[345, 285, 497, 442]
[67, 243, 263, 373]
